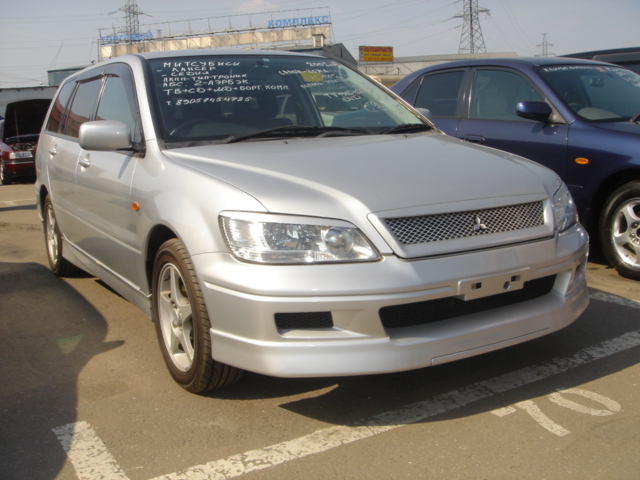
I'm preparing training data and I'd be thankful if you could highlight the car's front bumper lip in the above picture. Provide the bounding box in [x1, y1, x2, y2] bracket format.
[195, 225, 589, 378]
[208, 278, 588, 377]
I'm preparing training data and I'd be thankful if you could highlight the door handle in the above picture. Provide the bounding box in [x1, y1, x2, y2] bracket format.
[463, 135, 485, 144]
[78, 156, 91, 168]
[49, 146, 57, 156]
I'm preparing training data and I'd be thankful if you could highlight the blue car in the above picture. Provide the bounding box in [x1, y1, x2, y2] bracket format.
[391, 57, 640, 280]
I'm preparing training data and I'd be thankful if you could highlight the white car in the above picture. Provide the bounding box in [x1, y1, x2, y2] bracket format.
[35, 49, 589, 392]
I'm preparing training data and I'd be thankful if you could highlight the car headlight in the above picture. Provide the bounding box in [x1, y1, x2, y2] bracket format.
[9, 151, 33, 159]
[220, 212, 380, 264]
[553, 183, 578, 232]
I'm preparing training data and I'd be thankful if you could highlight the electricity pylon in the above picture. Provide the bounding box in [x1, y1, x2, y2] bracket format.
[455, 0, 490, 54]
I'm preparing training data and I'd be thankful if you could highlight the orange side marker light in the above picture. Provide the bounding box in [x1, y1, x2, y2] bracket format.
[575, 157, 589, 165]
[132, 202, 140, 211]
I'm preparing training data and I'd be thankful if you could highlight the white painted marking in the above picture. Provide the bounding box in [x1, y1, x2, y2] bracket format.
[55, 325, 640, 480]
[516, 400, 571, 436]
[148, 329, 640, 480]
[0, 198, 33, 206]
[491, 406, 517, 417]
[548, 388, 621, 416]
[590, 292, 640, 309]
[52, 421, 129, 480]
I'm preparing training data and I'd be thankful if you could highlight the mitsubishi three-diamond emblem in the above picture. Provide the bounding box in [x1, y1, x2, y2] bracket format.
[474, 215, 488, 232]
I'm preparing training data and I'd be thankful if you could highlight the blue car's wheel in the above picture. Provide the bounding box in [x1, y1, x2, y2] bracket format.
[600, 182, 640, 280]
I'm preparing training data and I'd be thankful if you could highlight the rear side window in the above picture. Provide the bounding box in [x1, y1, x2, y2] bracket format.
[45, 81, 76, 133]
[414, 71, 465, 117]
[62, 79, 102, 138]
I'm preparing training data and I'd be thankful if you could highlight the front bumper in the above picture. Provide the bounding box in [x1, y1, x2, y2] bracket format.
[194, 224, 589, 378]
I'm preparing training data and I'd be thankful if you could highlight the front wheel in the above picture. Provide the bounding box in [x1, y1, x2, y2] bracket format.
[599, 182, 640, 280]
[152, 239, 242, 392]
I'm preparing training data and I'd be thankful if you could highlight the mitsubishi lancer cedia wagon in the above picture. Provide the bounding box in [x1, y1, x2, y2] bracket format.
[35, 49, 589, 392]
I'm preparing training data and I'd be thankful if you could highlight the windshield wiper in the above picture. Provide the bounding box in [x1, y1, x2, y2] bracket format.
[221, 125, 369, 144]
[381, 123, 434, 135]
[630, 110, 640, 124]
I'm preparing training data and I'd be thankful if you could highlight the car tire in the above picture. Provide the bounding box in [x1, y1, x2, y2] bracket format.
[1, 161, 13, 185]
[152, 239, 242, 392]
[44, 194, 82, 276]
[599, 181, 640, 280]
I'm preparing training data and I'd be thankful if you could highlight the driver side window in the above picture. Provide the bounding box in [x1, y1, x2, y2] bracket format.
[470, 69, 543, 121]
[96, 76, 137, 133]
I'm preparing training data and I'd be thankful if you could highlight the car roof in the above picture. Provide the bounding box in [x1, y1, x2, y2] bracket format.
[389, 56, 621, 92]
[413, 56, 615, 71]
[62, 48, 328, 85]
[132, 48, 314, 61]
[560, 47, 640, 60]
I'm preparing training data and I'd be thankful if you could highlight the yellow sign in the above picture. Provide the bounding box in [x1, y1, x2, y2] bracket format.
[359, 46, 394, 62]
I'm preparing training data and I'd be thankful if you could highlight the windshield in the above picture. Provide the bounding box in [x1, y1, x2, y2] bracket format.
[147, 54, 426, 146]
[537, 64, 640, 122]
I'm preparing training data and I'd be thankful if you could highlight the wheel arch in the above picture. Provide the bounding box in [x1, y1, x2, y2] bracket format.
[38, 184, 50, 219]
[145, 224, 178, 295]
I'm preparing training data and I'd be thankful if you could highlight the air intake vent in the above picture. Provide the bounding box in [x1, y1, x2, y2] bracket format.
[380, 275, 556, 329]
[275, 312, 333, 330]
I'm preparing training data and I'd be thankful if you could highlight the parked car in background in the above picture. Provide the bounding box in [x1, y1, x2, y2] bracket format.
[561, 47, 640, 74]
[36, 49, 588, 393]
[1, 99, 51, 185]
[391, 57, 640, 280]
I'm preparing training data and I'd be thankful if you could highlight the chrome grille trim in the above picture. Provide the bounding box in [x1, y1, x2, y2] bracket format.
[384, 201, 545, 245]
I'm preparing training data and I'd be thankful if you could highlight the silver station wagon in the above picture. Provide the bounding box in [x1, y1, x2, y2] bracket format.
[36, 49, 589, 392]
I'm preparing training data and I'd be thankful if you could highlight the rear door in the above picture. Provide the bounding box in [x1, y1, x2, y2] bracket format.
[402, 68, 467, 136]
[43, 76, 102, 240]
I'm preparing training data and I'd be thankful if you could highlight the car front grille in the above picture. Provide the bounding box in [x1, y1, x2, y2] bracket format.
[384, 201, 545, 245]
[379, 275, 556, 329]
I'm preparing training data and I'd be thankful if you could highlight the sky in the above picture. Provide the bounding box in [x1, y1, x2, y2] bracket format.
[0, 0, 639, 88]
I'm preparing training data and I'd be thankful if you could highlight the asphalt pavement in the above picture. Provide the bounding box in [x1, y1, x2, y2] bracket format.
[1, 182, 639, 480]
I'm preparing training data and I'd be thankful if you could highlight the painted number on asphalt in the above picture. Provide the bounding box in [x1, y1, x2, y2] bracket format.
[491, 387, 621, 436]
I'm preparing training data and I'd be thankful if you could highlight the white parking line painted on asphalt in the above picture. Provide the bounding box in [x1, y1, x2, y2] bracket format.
[590, 291, 640, 308]
[0, 198, 34, 207]
[149, 330, 640, 480]
[52, 421, 129, 480]
[54, 327, 640, 480]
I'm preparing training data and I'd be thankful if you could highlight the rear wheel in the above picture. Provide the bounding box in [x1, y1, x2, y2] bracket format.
[152, 239, 242, 392]
[599, 182, 640, 280]
[43, 194, 82, 276]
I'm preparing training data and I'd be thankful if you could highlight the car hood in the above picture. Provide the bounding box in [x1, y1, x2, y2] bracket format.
[589, 121, 640, 135]
[163, 133, 555, 223]
[2, 99, 51, 141]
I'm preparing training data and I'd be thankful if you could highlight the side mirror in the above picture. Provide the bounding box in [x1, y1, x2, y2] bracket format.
[79, 120, 132, 151]
[516, 101, 552, 123]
